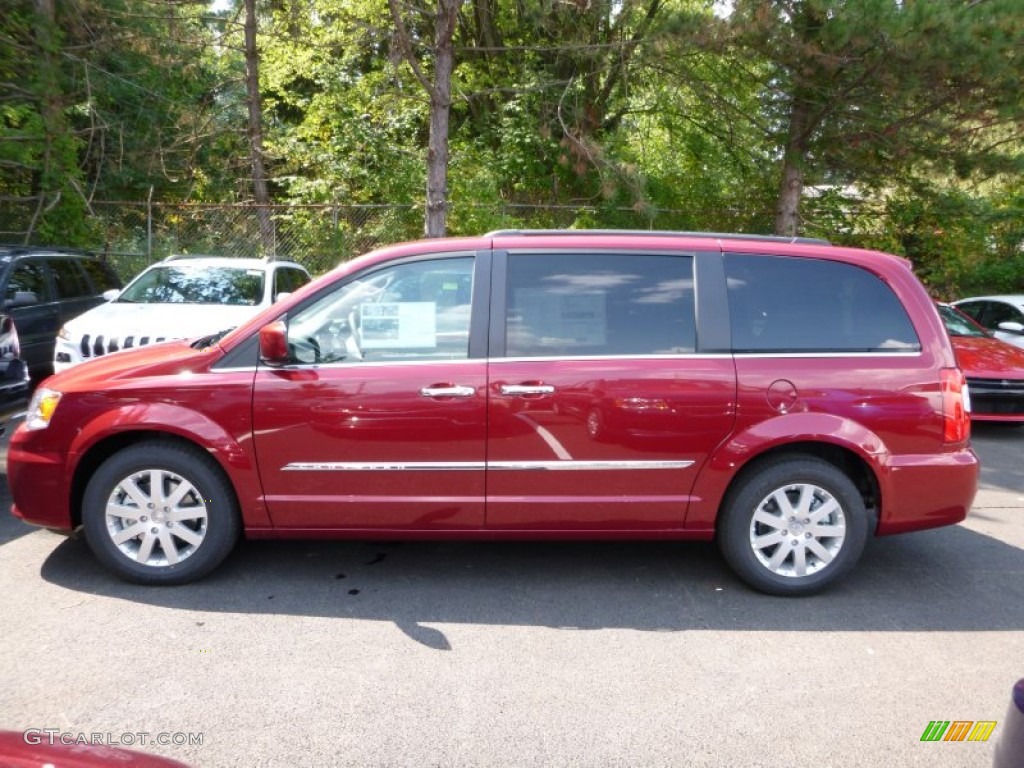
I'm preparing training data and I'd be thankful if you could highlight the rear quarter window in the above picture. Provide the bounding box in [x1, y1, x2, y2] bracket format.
[79, 258, 122, 292]
[50, 258, 93, 299]
[274, 266, 310, 298]
[725, 254, 920, 353]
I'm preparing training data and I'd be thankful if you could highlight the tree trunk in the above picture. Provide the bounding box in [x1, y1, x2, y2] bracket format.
[774, 97, 812, 238]
[244, 0, 274, 255]
[30, 0, 61, 242]
[389, 0, 458, 238]
[425, 0, 458, 238]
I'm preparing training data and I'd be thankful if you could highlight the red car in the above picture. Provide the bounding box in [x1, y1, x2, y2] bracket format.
[7, 231, 979, 596]
[938, 303, 1024, 422]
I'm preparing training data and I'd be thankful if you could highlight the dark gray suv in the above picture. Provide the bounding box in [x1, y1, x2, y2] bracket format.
[0, 246, 122, 382]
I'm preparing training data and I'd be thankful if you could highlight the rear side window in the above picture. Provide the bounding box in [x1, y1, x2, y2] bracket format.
[274, 266, 309, 299]
[50, 258, 93, 299]
[79, 258, 121, 292]
[505, 252, 696, 357]
[725, 254, 920, 353]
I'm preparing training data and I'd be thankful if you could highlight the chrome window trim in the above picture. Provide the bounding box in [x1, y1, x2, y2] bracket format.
[490, 353, 721, 363]
[222, 350, 922, 373]
[260, 357, 480, 371]
[731, 351, 922, 358]
[283, 460, 694, 472]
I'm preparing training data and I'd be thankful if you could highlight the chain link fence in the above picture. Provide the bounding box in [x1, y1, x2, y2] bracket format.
[2, 197, 781, 281]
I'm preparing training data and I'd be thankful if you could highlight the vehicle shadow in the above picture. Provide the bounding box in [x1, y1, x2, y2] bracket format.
[39, 522, 1024, 649]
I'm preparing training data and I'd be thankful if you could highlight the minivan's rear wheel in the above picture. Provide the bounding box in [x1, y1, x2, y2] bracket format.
[718, 457, 870, 596]
[82, 441, 240, 585]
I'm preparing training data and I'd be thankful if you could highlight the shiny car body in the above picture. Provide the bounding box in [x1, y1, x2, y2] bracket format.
[53, 255, 310, 372]
[938, 302, 1024, 422]
[8, 231, 979, 596]
[0, 731, 192, 768]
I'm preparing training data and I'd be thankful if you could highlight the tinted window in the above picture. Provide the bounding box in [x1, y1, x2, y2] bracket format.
[274, 267, 309, 299]
[5, 261, 54, 303]
[725, 254, 920, 353]
[50, 258, 93, 299]
[286, 256, 473, 364]
[983, 301, 1024, 327]
[79, 258, 121, 292]
[505, 252, 696, 357]
[954, 301, 985, 322]
[119, 265, 264, 305]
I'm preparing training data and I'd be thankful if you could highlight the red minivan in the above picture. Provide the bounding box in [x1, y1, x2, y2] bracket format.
[7, 231, 978, 595]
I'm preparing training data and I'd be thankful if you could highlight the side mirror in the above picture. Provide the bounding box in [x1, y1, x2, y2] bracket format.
[273, 291, 292, 304]
[102, 288, 121, 301]
[258, 321, 289, 365]
[997, 321, 1024, 335]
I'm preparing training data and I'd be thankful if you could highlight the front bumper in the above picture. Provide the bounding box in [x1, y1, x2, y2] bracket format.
[966, 376, 1024, 422]
[7, 432, 75, 531]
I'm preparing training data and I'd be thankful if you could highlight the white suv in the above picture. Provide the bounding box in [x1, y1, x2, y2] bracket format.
[54, 255, 310, 372]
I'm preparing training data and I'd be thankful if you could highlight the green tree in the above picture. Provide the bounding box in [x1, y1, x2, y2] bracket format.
[714, 0, 1024, 236]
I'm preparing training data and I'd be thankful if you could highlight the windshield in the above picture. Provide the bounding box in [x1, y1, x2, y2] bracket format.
[938, 304, 989, 338]
[118, 265, 265, 305]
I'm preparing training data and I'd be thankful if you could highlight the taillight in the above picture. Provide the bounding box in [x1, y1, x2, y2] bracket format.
[940, 367, 970, 443]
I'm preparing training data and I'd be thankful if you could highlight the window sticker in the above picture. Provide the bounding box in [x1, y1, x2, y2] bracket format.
[360, 302, 437, 348]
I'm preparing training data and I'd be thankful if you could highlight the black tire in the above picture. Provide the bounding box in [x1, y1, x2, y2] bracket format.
[717, 456, 871, 596]
[82, 441, 240, 585]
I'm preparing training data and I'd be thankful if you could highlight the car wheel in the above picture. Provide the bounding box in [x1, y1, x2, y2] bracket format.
[82, 441, 240, 585]
[717, 456, 870, 596]
[585, 408, 605, 441]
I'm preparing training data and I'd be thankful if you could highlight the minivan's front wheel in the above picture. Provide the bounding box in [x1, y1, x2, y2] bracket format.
[82, 441, 240, 585]
[718, 457, 870, 596]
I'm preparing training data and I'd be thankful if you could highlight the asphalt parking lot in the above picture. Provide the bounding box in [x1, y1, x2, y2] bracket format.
[1, 423, 1021, 767]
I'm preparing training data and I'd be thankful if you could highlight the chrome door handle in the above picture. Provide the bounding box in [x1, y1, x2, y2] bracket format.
[500, 384, 555, 396]
[420, 385, 476, 398]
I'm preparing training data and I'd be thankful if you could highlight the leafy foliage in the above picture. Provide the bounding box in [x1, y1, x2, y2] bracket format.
[1, 0, 1021, 294]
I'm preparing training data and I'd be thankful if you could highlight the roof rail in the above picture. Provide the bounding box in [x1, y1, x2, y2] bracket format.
[162, 253, 273, 262]
[483, 229, 831, 246]
[163, 253, 215, 261]
[0, 244, 93, 256]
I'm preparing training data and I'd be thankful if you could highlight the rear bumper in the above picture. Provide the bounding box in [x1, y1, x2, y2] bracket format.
[876, 448, 979, 535]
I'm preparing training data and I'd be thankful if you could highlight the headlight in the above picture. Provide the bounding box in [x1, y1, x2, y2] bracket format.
[57, 325, 70, 341]
[25, 387, 62, 431]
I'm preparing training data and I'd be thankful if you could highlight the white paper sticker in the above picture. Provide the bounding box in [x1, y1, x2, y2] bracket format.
[360, 302, 437, 348]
